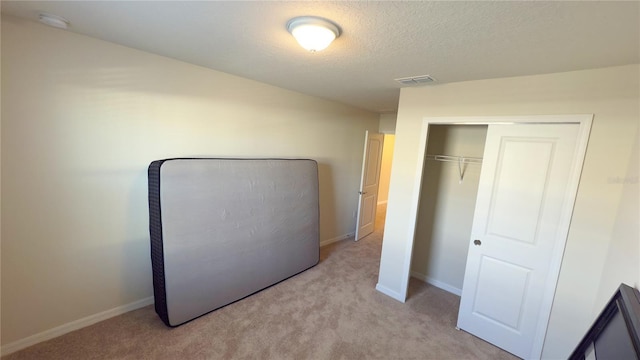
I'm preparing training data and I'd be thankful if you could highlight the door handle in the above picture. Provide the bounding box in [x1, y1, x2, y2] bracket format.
[359, 191, 367, 195]
[473, 239, 482, 246]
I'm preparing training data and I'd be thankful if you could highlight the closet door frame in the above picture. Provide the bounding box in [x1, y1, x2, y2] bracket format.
[401, 115, 593, 358]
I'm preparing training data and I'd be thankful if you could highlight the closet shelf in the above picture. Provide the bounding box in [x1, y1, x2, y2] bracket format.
[426, 154, 483, 183]
[426, 154, 483, 164]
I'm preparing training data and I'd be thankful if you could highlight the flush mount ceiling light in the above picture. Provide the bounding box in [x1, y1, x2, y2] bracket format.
[287, 16, 341, 52]
[38, 12, 70, 29]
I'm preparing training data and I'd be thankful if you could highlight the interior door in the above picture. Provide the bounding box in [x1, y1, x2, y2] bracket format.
[355, 131, 384, 241]
[457, 123, 581, 359]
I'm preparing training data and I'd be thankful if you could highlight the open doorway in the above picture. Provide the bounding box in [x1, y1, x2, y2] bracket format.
[375, 112, 397, 235]
[355, 114, 396, 241]
[375, 133, 395, 232]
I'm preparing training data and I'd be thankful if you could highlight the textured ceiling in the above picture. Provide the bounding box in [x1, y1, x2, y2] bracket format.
[2, 1, 639, 113]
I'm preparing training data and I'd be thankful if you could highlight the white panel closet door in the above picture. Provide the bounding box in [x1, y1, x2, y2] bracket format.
[457, 123, 580, 359]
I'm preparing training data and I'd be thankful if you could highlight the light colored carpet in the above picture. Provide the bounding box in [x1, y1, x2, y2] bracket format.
[4, 205, 516, 359]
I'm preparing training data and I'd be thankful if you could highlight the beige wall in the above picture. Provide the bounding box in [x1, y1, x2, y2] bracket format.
[378, 65, 639, 359]
[1, 16, 379, 346]
[411, 125, 486, 294]
[376, 135, 395, 205]
[595, 130, 639, 307]
[379, 113, 397, 134]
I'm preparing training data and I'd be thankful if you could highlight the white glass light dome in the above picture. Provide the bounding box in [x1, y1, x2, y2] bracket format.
[287, 17, 341, 52]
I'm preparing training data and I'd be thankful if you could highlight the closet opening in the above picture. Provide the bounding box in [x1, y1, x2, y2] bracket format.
[377, 115, 592, 359]
[410, 124, 488, 296]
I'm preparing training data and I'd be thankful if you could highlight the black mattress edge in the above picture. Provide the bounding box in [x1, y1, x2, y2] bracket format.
[148, 159, 171, 327]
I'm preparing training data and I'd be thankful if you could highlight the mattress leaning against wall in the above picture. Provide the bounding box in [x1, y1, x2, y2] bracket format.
[148, 158, 320, 327]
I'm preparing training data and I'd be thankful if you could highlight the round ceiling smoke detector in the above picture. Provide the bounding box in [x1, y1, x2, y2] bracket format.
[38, 13, 70, 29]
[287, 16, 341, 52]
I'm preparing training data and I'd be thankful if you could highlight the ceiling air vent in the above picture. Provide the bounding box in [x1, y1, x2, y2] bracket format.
[394, 75, 437, 86]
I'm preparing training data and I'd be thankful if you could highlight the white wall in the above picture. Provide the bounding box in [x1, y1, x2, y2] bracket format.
[377, 65, 639, 359]
[410, 125, 486, 294]
[1, 16, 379, 347]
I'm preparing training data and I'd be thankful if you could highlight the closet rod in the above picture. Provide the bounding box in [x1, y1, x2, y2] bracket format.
[426, 154, 483, 164]
[426, 154, 482, 183]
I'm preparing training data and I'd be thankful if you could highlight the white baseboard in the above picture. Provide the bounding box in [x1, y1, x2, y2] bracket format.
[320, 232, 355, 247]
[1, 296, 154, 356]
[375, 283, 406, 303]
[410, 271, 462, 296]
[376, 200, 388, 206]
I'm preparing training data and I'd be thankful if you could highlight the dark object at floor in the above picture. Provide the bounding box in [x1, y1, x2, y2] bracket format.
[570, 283, 640, 360]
